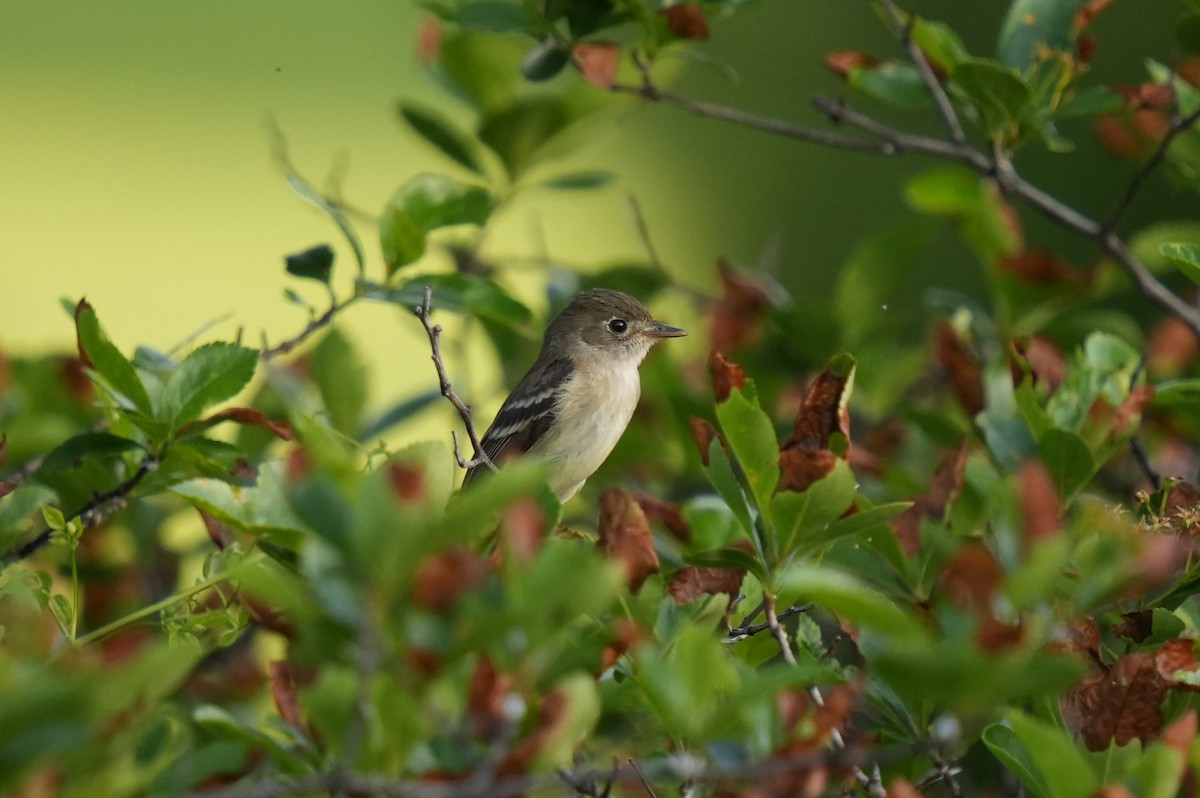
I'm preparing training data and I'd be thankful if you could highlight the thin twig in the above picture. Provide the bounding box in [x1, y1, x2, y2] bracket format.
[260, 295, 354, 361]
[627, 758, 659, 798]
[4, 454, 159, 562]
[627, 194, 666, 273]
[413, 287, 497, 472]
[878, 0, 965, 144]
[726, 603, 810, 643]
[764, 596, 797, 665]
[1103, 79, 1200, 232]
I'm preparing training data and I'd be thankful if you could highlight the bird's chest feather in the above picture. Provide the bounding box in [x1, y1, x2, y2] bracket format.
[534, 360, 642, 491]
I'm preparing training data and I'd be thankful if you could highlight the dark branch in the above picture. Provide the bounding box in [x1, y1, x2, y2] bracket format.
[1103, 100, 1200, 233]
[4, 454, 158, 562]
[413, 287, 497, 472]
[727, 603, 810, 642]
[878, 0, 965, 144]
[261, 295, 354, 361]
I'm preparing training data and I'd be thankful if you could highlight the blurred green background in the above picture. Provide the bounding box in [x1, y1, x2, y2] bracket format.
[2, 0, 1190, 414]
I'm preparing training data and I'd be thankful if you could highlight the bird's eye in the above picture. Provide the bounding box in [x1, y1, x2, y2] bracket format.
[607, 318, 628, 334]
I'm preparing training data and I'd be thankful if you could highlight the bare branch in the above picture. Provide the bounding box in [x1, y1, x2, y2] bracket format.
[413, 287, 497, 472]
[1104, 101, 1200, 233]
[627, 758, 659, 798]
[727, 603, 810, 643]
[3, 454, 159, 563]
[765, 596, 797, 665]
[877, 0, 966, 144]
[261, 295, 355, 361]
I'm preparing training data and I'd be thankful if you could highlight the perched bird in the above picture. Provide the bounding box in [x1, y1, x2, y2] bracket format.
[463, 288, 686, 501]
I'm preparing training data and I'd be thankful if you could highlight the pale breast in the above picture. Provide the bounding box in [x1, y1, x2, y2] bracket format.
[530, 357, 643, 501]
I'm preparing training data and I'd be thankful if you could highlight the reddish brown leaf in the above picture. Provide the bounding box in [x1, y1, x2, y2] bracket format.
[1064, 652, 1167, 751]
[599, 619, 647, 672]
[1132, 535, 1194, 593]
[60, 356, 94, 403]
[242, 595, 296, 640]
[468, 655, 514, 741]
[709, 351, 747, 403]
[1095, 116, 1148, 160]
[0, 479, 17, 499]
[977, 616, 1025, 653]
[1074, 0, 1115, 30]
[1076, 35, 1098, 65]
[886, 778, 924, 798]
[633, 493, 691, 542]
[660, 4, 709, 40]
[230, 458, 257, 479]
[1147, 316, 1200, 377]
[199, 510, 230, 550]
[1018, 461, 1061, 543]
[1113, 611, 1154, 642]
[285, 446, 313, 481]
[934, 322, 984, 415]
[1157, 639, 1200, 689]
[597, 488, 660, 593]
[710, 259, 774, 353]
[1093, 787, 1136, 798]
[928, 443, 969, 517]
[413, 547, 491, 611]
[1162, 709, 1198, 753]
[573, 42, 620, 89]
[940, 544, 1002, 610]
[1110, 384, 1154, 440]
[825, 50, 877, 79]
[689, 416, 717, 466]
[417, 18, 442, 65]
[501, 689, 570, 776]
[779, 448, 837, 494]
[889, 505, 923, 558]
[1055, 617, 1103, 663]
[999, 250, 1081, 284]
[784, 366, 852, 452]
[387, 461, 426, 505]
[668, 565, 745, 604]
[268, 661, 314, 739]
[196, 407, 295, 441]
[497, 498, 546, 564]
[1016, 336, 1067, 392]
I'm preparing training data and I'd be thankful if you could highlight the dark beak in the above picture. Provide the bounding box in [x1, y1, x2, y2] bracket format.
[646, 321, 687, 339]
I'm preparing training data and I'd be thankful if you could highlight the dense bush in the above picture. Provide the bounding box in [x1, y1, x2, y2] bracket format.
[7, 1, 1200, 796]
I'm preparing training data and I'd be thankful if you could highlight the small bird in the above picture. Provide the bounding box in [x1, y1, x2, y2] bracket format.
[463, 288, 686, 501]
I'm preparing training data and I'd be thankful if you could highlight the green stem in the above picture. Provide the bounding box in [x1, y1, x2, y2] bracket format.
[69, 547, 79, 642]
[71, 551, 265, 648]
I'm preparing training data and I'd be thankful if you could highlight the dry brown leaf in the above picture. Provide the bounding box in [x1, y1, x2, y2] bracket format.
[573, 43, 620, 89]
[633, 492, 691, 542]
[710, 259, 773, 353]
[709, 351, 747, 402]
[1075, 0, 1116, 30]
[1162, 709, 1198, 753]
[1110, 384, 1154, 441]
[1063, 652, 1167, 751]
[824, 50, 877, 79]
[689, 416, 718, 466]
[497, 498, 546, 564]
[778, 448, 837, 494]
[668, 565, 745, 604]
[1018, 461, 1061, 543]
[597, 488, 660, 594]
[784, 367, 851, 452]
[886, 778, 925, 798]
[1113, 611, 1154, 643]
[1017, 336, 1067, 391]
[934, 322, 984, 415]
[1157, 639, 1200, 690]
[268, 661, 314, 740]
[1147, 316, 1200, 377]
[940, 544, 1003, 610]
[660, 4, 709, 40]
[386, 460, 426, 505]
[413, 547, 491, 611]
[999, 250, 1080, 284]
[467, 655, 514, 741]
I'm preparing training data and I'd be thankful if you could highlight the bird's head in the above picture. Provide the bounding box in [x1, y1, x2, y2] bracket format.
[546, 288, 687, 364]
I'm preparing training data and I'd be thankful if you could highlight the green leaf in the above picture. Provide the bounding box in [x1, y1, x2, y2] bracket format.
[283, 244, 334, 286]
[366, 274, 533, 330]
[311, 329, 367, 437]
[983, 711, 1097, 798]
[683, 546, 768, 583]
[954, 58, 1032, 136]
[170, 463, 309, 547]
[714, 387, 780, 520]
[380, 174, 494, 269]
[454, 1, 542, 33]
[74, 300, 153, 415]
[1160, 242, 1200, 285]
[1037, 428, 1094, 500]
[283, 174, 366, 277]
[1055, 86, 1124, 118]
[479, 98, 570, 178]
[699, 435, 756, 540]
[819, 501, 912, 547]
[905, 166, 1022, 261]
[399, 103, 485, 176]
[848, 62, 930, 109]
[158, 343, 259, 428]
[540, 170, 616, 190]
[520, 41, 571, 82]
[997, 0, 1084, 70]
[435, 32, 524, 112]
[771, 459, 857, 555]
[776, 564, 926, 640]
[910, 17, 969, 75]
[38, 433, 144, 474]
[193, 705, 312, 775]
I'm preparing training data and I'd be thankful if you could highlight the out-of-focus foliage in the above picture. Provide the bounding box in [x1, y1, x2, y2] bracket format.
[7, 1, 1200, 796]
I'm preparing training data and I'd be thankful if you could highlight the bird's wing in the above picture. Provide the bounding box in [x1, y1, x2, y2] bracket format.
[462, 358, 574, 487]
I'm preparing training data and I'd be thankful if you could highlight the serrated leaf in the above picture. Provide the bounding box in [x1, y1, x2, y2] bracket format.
[399, 103, 485, 175]
[1161, 242, 1200, 285]
[170, 462, 308, 547]
[158, 343, 259, 429]
[954, 58, 1032, 136]
[74, 300, 153, 415]
[283, 244, 334, 286]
